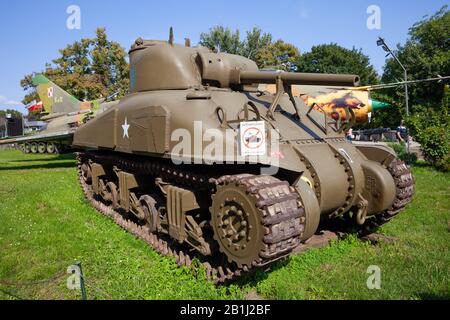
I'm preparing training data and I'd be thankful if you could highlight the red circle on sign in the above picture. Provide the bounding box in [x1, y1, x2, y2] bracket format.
[242, 127, 264, 149]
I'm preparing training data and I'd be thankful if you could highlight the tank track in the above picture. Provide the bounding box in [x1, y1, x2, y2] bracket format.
[76, 152, 305, 283]
[355, 158, 415, 235]
[322, 158, 415, 235]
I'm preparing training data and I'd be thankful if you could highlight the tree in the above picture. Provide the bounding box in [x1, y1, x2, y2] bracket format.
[378, 6, 450, 171]
[256, 40, 300, 71]
[240, 27, 272, 62]
[363, 92, 403, 129]
[199, 26, 242, 54]
[20, 28, 129, 105]
[199, 26, 300, 70]
[27, 110, 43, 121]
[382, 6, 449, 112]
[0, 109, 23, 118]
[296, 44, 379, 85]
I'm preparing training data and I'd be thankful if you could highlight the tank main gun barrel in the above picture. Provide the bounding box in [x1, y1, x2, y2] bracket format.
[230, 70, 360, 87]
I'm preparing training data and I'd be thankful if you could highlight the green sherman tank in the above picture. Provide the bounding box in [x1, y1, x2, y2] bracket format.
[73, 35, 414, 282]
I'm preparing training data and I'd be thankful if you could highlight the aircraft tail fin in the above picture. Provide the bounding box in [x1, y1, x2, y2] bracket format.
[32, 75, 84, 114]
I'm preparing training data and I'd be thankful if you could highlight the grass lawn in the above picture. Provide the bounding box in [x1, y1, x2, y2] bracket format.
[0, 149, 448, 300]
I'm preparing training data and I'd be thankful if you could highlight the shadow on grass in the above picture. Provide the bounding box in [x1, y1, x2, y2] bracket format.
[0, 287, 24, 300]
[225, 257, 292, 288]
[7, 153, 76, 162]
[417, 292, 450, 300]
[0, 153, 76, 170]
[412, 161, 433, 169]
[0, 161, 75, 171]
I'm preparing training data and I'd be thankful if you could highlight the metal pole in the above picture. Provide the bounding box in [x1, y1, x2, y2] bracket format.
[404, 69, 410, 153]
[385, 46, 409, 115]
[76, 261, 87, 300]
[404, 69, 409, 116]
[377, 37, 410, 152]
[22, 113, 25, 136]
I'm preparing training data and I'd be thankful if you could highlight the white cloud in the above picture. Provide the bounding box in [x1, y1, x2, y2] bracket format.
[0, 95, 24, 108]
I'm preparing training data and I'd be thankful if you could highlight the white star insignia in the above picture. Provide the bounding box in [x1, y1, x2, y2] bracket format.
[122, 117, 130, 138]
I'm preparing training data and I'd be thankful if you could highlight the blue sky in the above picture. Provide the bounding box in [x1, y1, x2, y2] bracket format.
[0, 0, 447, 111]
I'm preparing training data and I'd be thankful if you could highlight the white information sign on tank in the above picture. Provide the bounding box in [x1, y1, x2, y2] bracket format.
[239, 121, 266, 156]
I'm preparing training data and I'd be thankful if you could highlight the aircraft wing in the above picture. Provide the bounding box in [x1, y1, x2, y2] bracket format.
[0, 130, 75, 146]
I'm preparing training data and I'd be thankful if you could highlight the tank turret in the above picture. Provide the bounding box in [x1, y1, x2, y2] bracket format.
[129, 38, 359, 92]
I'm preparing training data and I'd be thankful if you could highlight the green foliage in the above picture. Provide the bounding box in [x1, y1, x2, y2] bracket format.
[256, 40, 300, 71]
[27, 110, 43, 121]
[407, 119, 449, 171]
[362, 92, 403, 129]
[241, 27, 272, 62]
[199, 26, 242, 55]
[296, 44, 379, 85]
[382, 6, 450, 112]
[387, 142, 418, 165]
[20, 28, 129, 105]
[199, 26, 300, 69]
[0, 109, 23, 118]
[406, 85, 450, 171]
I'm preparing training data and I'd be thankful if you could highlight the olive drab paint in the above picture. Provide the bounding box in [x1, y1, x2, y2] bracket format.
[73, 33, 415, 279]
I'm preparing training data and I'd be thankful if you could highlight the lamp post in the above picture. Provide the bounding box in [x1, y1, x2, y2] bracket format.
[377, 37, 409, 116]
[377, 37, 410, 152]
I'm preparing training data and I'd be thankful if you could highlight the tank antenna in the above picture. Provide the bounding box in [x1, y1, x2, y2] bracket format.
[168, 27, 174, 46]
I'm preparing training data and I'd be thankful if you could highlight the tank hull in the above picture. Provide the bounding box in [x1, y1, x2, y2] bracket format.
[73, 89, 397, 217]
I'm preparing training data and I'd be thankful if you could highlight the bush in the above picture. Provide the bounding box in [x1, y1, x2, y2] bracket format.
[406, 86, 449, 171]
[435, 154, 450, 172]
[388, 142, 418, 165]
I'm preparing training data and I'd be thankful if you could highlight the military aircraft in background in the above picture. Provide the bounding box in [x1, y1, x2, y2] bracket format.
[263, 76, 449, 125]
[0, 75, 118, 154]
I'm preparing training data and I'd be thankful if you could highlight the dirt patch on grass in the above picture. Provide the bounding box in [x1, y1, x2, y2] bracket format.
[36, 202, 49, 212]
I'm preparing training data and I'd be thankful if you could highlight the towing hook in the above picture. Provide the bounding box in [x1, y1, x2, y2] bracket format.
[355, 194, 369, 225]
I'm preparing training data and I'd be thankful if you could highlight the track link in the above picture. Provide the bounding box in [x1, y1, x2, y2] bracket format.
[76, 152, 304, 283]
[359, 158, 415, 234]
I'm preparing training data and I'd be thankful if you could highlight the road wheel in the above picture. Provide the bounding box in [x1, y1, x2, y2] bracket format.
[103, 181, 119, 209]
[46, 142, 56, 154]
[140, 195, 159, 232]
[38, 142, 46, 154]
[80, 162, 92, 184]
[30, 143, 38, 154]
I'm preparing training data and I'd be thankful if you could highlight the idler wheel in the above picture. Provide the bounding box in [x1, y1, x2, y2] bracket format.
[211, 179, 265, 267]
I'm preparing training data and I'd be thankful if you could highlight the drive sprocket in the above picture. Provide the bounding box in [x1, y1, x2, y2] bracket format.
[211, 174, 306, 268]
